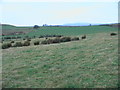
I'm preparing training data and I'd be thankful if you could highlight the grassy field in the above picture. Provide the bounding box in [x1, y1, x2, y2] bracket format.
[27, 26, 118, 37]
[1, 24, 33, 35]
[2, 30, 118, 88]
[1, 24, 118, 38]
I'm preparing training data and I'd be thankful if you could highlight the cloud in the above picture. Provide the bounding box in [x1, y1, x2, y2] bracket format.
[55, 5, 101, 19]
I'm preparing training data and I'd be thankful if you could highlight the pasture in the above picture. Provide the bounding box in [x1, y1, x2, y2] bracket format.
[1, 24, 118, 38]
[2, 25, 118, 88]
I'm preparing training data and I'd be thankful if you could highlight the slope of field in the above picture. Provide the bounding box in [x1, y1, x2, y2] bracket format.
[1, 24, 118, 38]
[1, 24, 33, 35]
[26, 26, 118, 37]
[2, 32, 118, 88]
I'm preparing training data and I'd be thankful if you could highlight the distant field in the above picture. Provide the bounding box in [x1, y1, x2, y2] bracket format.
[1, 24, 118, 39]
[2, 31, 118, 88]
[26, 26, 118, 37]
[1, 24, 33, 35]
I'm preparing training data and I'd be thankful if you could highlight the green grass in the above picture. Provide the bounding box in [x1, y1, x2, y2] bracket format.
[26, 26, 118, 36]
[2, 25, 117, 39]
[2, 32, 118, 88]
[1, 24, 33, 35]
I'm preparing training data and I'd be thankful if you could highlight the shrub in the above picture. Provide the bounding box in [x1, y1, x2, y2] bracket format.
[60, 37, 71, 42]
[23, 38, 26, 40]
[71, 37, 79, 41]
[34, 41, 39, 45]
[2, 42, 12, 49]
[33, 25, 39, 29]
[23, 40, 30, 46]
[56, 35, 63, 37]
[81, 35, 86, 39]
[39, 36, 44, 38]
[11, 41, 14, 43]
[4, 37, 11, 39]
[13, 42, 23, 47]
[110, 33, 117, 36]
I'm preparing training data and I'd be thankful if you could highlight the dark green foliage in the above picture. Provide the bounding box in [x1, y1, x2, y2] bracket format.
[23, 41, 30, 46]
[2, 42, 12, 49]
[110, 33, 117, 36]
[56, 35, 63, 37]
[81, 35, 86, 39]
[13, 42, 23, 47]
[34, 41, 39, 45]
[11, 41, 14, 43]
[39, 36, 43, 38]
[60, 37, 71, 42]
[33, 25, 39, 29]
[23, 38, 26, 40]
[4, 37, 11, 39]
[71, 37, 79, 41]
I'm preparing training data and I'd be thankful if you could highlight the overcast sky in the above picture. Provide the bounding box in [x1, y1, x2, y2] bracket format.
[1, 0, 119, 26]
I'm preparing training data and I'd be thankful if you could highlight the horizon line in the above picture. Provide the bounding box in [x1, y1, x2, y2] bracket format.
[1, 22, 118, 27]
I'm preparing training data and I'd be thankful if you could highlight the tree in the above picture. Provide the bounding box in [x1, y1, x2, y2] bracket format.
[43, 24, 48, 26]
[33, 25, 39, 29]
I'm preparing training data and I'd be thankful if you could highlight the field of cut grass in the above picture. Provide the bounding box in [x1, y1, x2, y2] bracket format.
[2, 31, 118, 88]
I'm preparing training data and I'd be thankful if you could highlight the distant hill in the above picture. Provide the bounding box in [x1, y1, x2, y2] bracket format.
[47, 23, 101, 27]
[1, 24, 33, 35]
[99, 23, 120, 28]
[62, 23, 91, 26]
[1, 24, 16, 30]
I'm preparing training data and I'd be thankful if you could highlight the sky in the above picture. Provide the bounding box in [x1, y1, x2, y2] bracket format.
[0, 0, 119, 26]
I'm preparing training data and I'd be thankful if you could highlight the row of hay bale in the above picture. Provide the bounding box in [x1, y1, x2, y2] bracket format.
[1, 35, 86, 49]
[2, 40, 31, 49]
[34, 36, 80, 45]
[2, 34, 63, 41]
